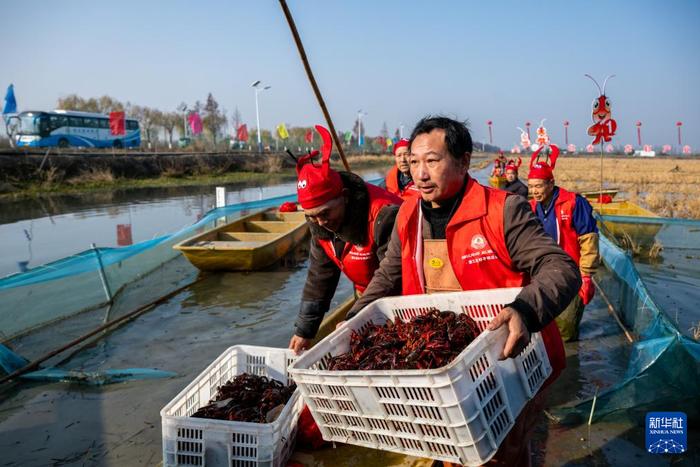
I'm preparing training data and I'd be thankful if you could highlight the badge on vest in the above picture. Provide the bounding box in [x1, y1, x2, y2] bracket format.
[470, 234, 487, 250]
[429, 257, 444, 269]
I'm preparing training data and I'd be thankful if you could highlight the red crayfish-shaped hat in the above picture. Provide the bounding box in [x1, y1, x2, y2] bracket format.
[528, 144, 560, 180]
[505, 157, 522, 172]
[393, 138, 410, 154]
[296, 125, 343, 209]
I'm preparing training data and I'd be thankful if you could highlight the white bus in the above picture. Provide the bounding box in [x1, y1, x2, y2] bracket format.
[12, 109, 141, 148]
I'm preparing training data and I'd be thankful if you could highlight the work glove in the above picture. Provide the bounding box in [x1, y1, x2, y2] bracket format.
[578, 275, 595, 305]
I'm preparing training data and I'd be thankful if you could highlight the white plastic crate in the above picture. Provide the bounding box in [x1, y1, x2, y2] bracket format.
[161, 345, 303, 467]
[288, 288, 552, 466]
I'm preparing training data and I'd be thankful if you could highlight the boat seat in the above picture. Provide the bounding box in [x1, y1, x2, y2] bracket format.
[193, 240, 269, 249]
[217, 232, 279, 242]
[244, 220, 297, 233]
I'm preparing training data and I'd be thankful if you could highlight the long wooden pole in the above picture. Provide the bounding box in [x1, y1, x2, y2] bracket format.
[278, 0, 351, 172]
[592, 277, 635, 343]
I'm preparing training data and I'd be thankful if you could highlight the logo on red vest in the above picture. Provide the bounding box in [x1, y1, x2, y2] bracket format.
[297, 179, 307, 189]
[560, 209, 571, 221]
[470, 234, 487, 250]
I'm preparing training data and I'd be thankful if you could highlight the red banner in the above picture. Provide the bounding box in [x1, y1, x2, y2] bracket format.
[237, 124, 249, 142]
[109, 111, 125, 136]
[304, 129, 313, 143]
[117, 224, 133, 246]
[188, 112, 203, 135]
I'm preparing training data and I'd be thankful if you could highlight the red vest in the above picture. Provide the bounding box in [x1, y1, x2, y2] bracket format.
[385, 166, 421, 200]
[396, 178, 565, 382]
[318, 183, 401, 293]
[529, 187, 581, 265]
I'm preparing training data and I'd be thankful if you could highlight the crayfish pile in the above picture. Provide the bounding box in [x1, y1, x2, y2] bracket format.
[327, 309, 481, 371]
[192, 373, 296, 423]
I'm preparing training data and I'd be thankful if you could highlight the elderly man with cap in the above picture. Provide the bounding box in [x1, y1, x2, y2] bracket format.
[288, 125, 401, 354]
[385, 138, 421, 200]
[503, 157, 528, 198]
[345, 116, 581, 463]
[527, 145, 600, 342]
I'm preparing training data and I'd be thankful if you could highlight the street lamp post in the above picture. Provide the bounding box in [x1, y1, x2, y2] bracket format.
[251, 80, 271, 152]
[563, 120, 569, 146]
[357, 110, 367, 149]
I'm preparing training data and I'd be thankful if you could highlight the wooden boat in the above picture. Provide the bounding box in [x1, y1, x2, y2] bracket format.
[173, 208, 308, 271]
[489, 175, 506, 189]
[580, 188, 619, 201]
[591, 199, 662, 252]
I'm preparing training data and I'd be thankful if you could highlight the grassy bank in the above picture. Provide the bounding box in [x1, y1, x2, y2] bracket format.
[0, 155, 395, 201]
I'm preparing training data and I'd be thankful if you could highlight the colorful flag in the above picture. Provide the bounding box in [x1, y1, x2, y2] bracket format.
[109, 111, 125, 136]
[376, 136, 385, 149]
[276, 123, 289, 140]
[305, 129, 313, 143]
[682, 145, 691, 155]
[386, 138, 393, 148]
[344, 131, 352, 144]
[188, 112, 203, 135]
[3, 84, 17, 114]
[237, 124, 249, 142]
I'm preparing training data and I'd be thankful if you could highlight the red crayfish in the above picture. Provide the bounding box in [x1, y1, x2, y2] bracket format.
[327, 309, 481, 371]
[192, 373, 296, 423]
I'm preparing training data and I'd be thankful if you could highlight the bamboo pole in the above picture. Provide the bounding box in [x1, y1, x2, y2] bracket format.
[278, 0, 351, 172]
[592, 276, 635, 343]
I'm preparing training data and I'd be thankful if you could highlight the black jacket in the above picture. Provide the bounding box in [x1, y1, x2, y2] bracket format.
[504, 178, 529, 198]
[294, 172, 399, 338]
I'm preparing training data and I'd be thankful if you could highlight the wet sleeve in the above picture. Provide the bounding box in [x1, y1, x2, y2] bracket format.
[295, 235, 341, 338]
[578, 232, 600, 276]
[346, 222, 403, 320]
[503, 196, 582, 332]
[373, 205, 400, 262]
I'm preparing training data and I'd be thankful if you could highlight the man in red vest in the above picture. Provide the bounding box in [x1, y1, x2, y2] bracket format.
[527, 147, 600, 342]
[385, 138, 421, 200]
[346, 116, 581, 463]
[288, 125, 401, 354]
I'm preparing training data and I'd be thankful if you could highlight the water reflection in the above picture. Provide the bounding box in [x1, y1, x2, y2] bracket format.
[0, 165, 490, 277]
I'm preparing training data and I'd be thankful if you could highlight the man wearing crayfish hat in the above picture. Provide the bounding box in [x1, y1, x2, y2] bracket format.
[385, 138, 421, 200]
[527, 146, 600, 342]
[288, 125, 402, 354]
[502, 157, 528, 198]
[346, 116, 581, 463]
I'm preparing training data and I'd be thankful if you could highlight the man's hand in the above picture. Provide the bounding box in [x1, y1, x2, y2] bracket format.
[289, 335, 312, 355]
[487, 306, 531, 360]
[578, 275, 595, 305]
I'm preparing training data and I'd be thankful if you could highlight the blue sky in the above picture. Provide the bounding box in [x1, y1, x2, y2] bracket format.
[3, 0, 699, 148]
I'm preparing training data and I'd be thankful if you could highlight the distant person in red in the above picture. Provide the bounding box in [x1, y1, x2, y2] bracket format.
[503, 157, 528, 198]
[288, 125, 401, 354]
[528, 146, 600, 341]
[385, 138, 421, 200]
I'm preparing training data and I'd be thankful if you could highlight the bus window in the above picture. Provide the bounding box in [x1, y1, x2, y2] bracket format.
[84, 118, 98, 128]
[127, 120, 139, 131]
[99, 119, 109, 129]
[69, 117, 84, 127]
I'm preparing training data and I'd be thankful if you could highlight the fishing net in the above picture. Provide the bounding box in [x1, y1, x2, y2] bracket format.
[554, 215, 700, 423]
